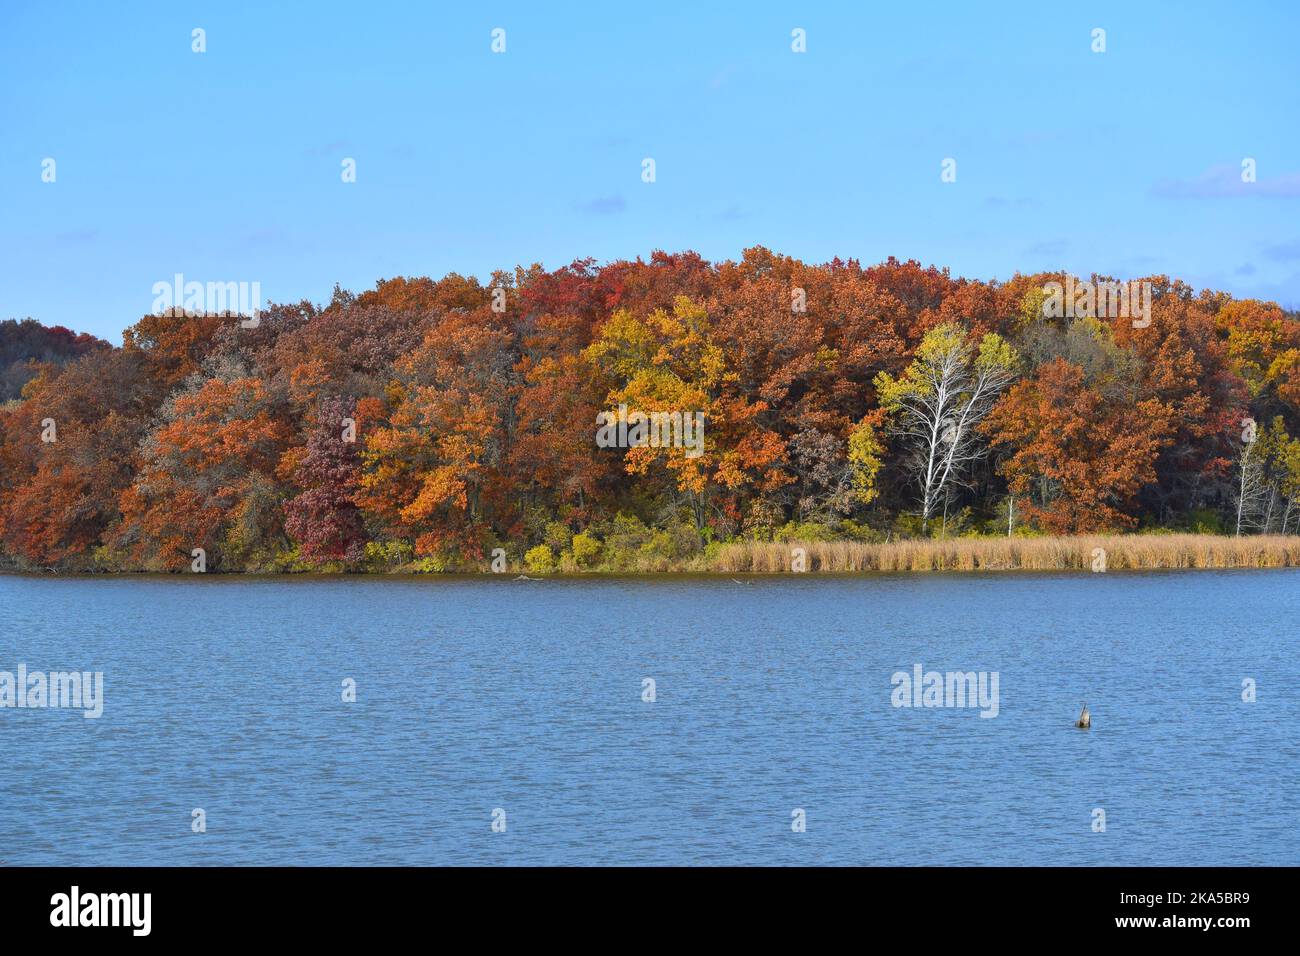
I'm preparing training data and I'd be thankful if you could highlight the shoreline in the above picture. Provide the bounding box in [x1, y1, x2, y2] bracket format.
[4, 534, 1300, 577]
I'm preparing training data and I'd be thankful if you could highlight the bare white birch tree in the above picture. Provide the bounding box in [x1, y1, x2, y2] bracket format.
[1236, 415, 1300, 535]
[875, 323, 1020, 535]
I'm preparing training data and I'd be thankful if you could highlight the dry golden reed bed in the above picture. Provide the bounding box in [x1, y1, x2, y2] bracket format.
[713, 534, 1300, 573]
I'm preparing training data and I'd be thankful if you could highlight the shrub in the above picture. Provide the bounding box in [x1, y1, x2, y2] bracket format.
[524, 544, 556, 573]
[365, 539, 413, 571]
[1185, 508, 1226, 534]
[543, 521, 572, 554]
[411, 555, 453, 573]
[570, 531, 601, 567]
[640, 523, 702, 563]
[775, 521, 836, 543]
[601, 513, 653, 570]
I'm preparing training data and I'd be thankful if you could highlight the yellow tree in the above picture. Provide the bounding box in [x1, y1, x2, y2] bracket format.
[584, 296, 786, 529]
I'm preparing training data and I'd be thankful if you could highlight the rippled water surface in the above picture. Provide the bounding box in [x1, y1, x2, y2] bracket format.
[1, 571, 1296, 865]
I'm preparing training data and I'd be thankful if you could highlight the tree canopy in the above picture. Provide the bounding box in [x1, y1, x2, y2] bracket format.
[2, 249, 1297, 571]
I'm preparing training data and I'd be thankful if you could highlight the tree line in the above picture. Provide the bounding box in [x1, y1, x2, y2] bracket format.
[1, 247, 1297, 572]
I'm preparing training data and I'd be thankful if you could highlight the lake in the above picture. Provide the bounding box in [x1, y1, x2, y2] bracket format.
[1, 571, 1296, 866]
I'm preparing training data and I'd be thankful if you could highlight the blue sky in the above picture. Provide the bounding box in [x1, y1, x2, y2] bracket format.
[2, 0, 1298, 342]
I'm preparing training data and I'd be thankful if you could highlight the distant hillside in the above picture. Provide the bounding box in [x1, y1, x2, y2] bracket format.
[0, 318, 109, 401]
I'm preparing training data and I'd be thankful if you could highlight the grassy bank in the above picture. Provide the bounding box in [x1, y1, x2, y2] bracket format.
[7, 534, 1300, 575]
[713, 534, 1300, 573]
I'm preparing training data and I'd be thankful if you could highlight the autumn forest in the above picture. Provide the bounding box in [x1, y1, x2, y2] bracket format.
[2, 247, 1299, 573]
